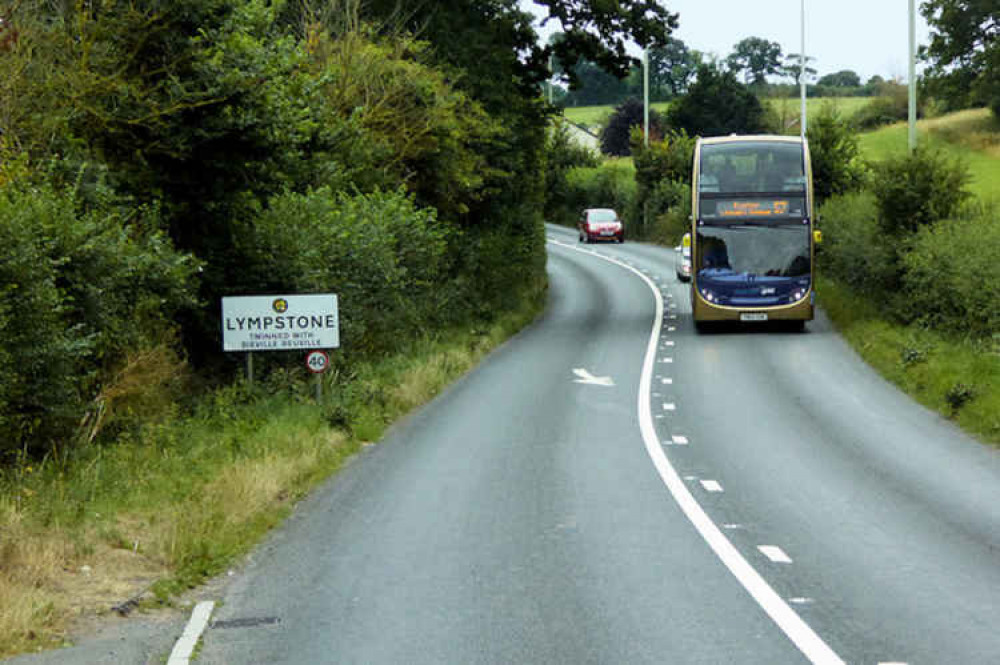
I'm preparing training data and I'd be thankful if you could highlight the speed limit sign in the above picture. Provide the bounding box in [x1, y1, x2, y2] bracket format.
[305, 350, 330, 374]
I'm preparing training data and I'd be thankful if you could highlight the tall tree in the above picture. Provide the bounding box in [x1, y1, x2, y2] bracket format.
[781, 53, 818, 84]
[562, 59, 634, 106]
[600, 98, 665, 156]
[726, 36, 782, 86]
[647, 37, 701, 99]
[667, 64, 766, 137]
[921, 0, 1000, 116]
[817, 69, 862, 88]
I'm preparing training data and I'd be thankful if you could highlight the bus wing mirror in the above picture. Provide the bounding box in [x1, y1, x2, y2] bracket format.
[813, 229, 823, 245]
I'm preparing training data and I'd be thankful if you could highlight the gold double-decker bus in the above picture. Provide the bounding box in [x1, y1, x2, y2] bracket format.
[690, 135, 819, 331]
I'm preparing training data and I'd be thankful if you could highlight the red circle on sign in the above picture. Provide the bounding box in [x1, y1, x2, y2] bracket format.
[305, 350, 329, 374]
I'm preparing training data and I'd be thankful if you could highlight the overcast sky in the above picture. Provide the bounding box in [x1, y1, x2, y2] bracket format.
[523, 0, 932, 83]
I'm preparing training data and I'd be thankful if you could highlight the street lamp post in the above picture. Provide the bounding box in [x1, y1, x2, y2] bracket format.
[908, 0, 917, 152]
[800, 0, 807, 139]
[643, 49, 649, 147]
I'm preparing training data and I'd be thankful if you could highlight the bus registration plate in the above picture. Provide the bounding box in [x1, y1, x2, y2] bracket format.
[740, 313, 768, 322]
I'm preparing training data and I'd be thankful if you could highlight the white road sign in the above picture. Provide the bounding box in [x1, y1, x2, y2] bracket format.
[222, 294, 339, 352]
[306, 350, 330, 373]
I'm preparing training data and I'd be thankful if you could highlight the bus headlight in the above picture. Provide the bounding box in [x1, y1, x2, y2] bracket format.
[790, 289, 806, 302]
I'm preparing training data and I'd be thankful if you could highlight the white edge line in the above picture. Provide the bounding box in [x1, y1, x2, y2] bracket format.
[168, 600, 216, 665]
[547, 238, 844, 665]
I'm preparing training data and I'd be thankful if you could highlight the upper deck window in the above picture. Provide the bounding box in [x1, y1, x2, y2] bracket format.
[699, 142, 805, 195]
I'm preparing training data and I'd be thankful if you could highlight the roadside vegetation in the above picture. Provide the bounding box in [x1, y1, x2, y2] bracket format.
[0, 303, 541, 657]
[548, 0, 998, 445]
[0, 0, 673, 657]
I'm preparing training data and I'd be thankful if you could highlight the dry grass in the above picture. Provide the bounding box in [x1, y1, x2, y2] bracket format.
[0, 289, 545, 658]
[390, 347, 475, 412]
[1, 492, 170, 656]
[921, 108, 1000, 156]
[0, 418, 349, 658]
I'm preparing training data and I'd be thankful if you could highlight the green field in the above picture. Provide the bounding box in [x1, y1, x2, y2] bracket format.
[858, 108, 1000, 201]
[563, 96, 874, 132]
[766, 96, 874, 134]
[563, 102, 671, 129]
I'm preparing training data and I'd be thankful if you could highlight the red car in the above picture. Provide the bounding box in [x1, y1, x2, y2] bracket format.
[578, 208, 625, 244]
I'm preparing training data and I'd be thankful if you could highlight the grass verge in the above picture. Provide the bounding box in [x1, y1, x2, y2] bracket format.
[817, 274, 999, 446]
[0, 287, 545, 658]
[858, 108, 1000, 201]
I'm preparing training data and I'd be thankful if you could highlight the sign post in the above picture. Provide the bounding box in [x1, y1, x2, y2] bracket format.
[221, 294, 340, 397]
[306, 350, 330, 402]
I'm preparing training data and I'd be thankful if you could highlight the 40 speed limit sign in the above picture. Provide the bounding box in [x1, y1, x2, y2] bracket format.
[305, 350, 330, 374]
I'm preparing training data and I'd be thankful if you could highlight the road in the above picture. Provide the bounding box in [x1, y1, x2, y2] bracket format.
[11, 225, 998, 664]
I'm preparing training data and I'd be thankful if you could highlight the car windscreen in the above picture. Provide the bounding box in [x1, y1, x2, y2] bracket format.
[588, 210, 618, 223]
[697, 223, 810, 278]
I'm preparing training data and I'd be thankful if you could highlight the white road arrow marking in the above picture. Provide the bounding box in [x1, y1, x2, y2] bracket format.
[572, 368, 615, 387]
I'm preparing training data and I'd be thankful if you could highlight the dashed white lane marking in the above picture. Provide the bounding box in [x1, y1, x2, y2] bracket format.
[789, 597, 815, 605]
[662, 340, 675, 346]
[658, 357, 673, 363]
[700, 480, 724, 493]
[547, 238, 845, 665]
[661, 377, 673, 385]
[723, 523, 744, 530]
[878, 662, 909, 665]
[758, 546, 793, 564]
[683, 475, 698, 481]
[671, 435, 688, 445]
[662, 403, 676, 411]
[168, 601, 215, 665]
[667, 326, 676, 332]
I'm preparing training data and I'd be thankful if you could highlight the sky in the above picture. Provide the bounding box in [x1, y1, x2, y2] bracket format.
[522, 0, 932, 83]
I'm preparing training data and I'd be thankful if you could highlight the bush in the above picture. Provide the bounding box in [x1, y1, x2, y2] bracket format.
[240, 188, 454, 355]
[807, 105, 868, 202]
[667, 64, 766, 137]
[647, 181, 692, 246]
[563, 162, 638, 227]
[0, 183, 196, 456]
[629, 129, 694, 240]
[818, 191, 900, 295]
[600, 98, 666, 157]
[851, 96, 907, 130]
[543, 123, 601, 224]
[900, 203, 1000, 338]
[872, 147, 970, 236]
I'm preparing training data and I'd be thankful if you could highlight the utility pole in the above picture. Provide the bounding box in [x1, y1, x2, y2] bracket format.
[547, 53, 553, 104]
[800, 0, 807, 138]
[643, 49, 649, 147]
[643, 48, 649, 237]
[908, 0, 917, 152]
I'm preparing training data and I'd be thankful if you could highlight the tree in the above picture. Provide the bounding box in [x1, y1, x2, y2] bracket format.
[539, 0, 678, 88]
[807, 106, 867, 201]
[562, 59, 634, 106]
[647, 37, 701, 99]
[726, 36, 782, 86]
[600, 98, 665, 156]
[781, 53, 818, 84]
[921, 0, 1000, 116]
[817, 70, 861, 88]
[667, 64, 766, 137]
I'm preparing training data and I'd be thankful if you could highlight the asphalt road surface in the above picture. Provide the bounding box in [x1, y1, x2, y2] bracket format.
[10, 225, 998, 664]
